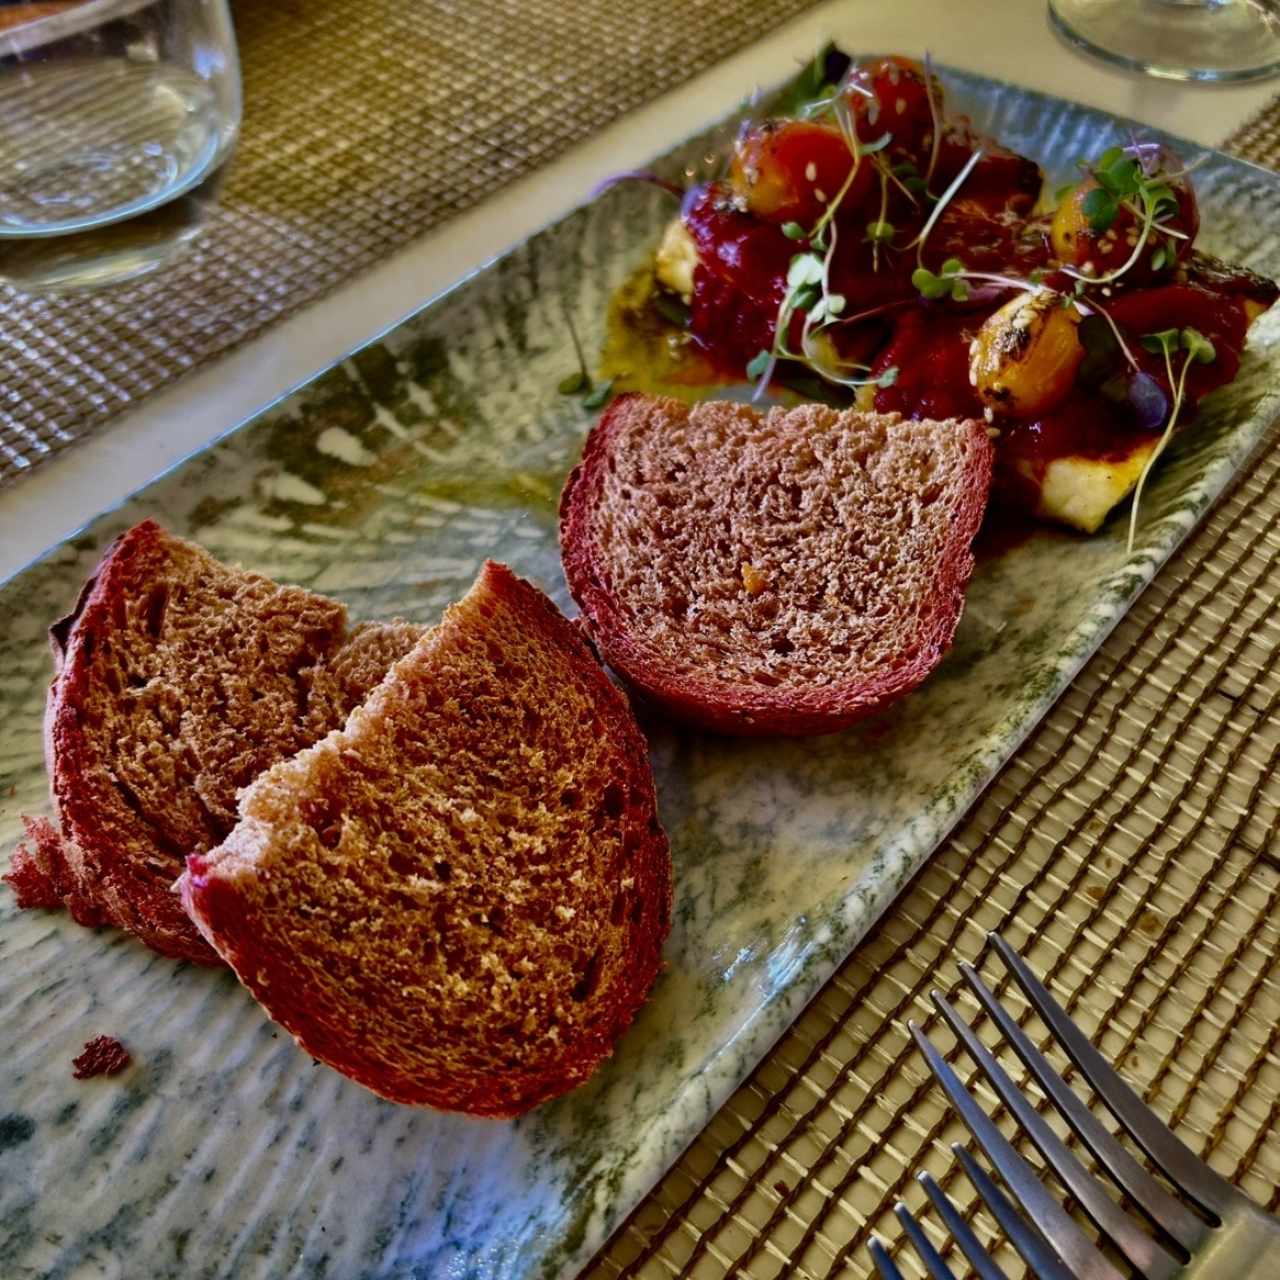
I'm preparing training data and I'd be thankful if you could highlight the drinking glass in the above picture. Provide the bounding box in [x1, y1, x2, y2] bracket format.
[0, 0, 241, 293]
[1049, 0, 1280, 82]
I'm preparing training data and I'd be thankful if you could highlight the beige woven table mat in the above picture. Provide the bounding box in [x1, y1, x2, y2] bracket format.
[582, 106, 1280, 1280]
[0, 0, 829, 483]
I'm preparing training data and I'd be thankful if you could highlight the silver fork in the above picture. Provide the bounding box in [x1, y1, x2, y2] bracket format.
[868, 934, 1280, 1279]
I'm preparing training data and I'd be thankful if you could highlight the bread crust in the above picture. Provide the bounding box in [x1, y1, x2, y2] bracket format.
[41, 520, 421, 964]
[560, 394, 994, 736]
[45, 521, 222, 962]
[180, 562, 672, 1116]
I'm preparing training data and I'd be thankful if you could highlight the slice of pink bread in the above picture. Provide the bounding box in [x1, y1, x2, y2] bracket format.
[40, 520, 422, 964]
[559, 394, 993, 736]
[180, 561, 672, 1116]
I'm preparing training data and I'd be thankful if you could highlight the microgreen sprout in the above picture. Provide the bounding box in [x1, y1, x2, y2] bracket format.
[908, 147, 984, 264]
[748, 220, 903, 399]
[557, 304, 613, 408]
[582, 379, 615, 410]
[1062, 144, 1188, 288]
[922, 50, 943, 193]
[1126, 326, 1216, 553]
[590, 170, 685, 201]
[911, 257, 969, 301]
[893, 160, 929, 196]
[1072, 298, 1139, 370]
[871, 163, 890, 271]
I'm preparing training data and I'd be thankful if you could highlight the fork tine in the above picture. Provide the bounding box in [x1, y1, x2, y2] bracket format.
[961, 958, 1207, 1252]
[991, 933, 1241, 1220]
[917, 1172, 1012, 1280]
[953, 1144, 1081, 1280]
[869, 1236, 907, 1280]
[931, 989, 1181, 1279]
[894, 1201, 960, 1279]
[909, 1021, 1125, 1280]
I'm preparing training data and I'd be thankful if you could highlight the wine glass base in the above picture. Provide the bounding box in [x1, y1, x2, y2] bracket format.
[1049, 0, 1280, 83]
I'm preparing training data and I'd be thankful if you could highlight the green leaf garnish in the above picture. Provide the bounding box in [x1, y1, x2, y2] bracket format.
[865, 219, 895, 243]
[1082, 186, 1118, 233]
[1095, 156, 1140, 198]
[782, 221, 807, 241]
[558, 371, 589, 394]
[876, 365, 899, 388]
[1148, 184, 1179, 218]
[1181, 327, 1216, 364]
[1141, 329, 1179, 357]
[858, 131, 893, 155]
[911, 258, 967, 301]
[1150, 245, 1167, 272]
[787, 252, 824, 288]
[745, 349, 772, 380]
[792, 284, 821, 313]
[911, 267, 946, 299]
[1054, 182, 1077, 203]
[582, 378, 614, 409]
[825, 293, 846, 316]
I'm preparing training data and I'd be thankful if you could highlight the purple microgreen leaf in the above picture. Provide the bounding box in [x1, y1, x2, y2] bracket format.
[1127, 369, 1170, 429]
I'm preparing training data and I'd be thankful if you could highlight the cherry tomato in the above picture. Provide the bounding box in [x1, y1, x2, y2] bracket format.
[969, 290, 1084, 419]
[1051, 175, 1198, 283]
[730, 120, 870, 227]
[844, 56, 939, 166]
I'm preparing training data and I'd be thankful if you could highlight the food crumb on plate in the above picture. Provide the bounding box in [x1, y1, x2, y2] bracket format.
[72, 1036, 131, 1080]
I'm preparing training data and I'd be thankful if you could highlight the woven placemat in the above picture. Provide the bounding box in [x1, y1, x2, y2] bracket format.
[581, 106, 1280, 1279]
[0, 0, 828, 482]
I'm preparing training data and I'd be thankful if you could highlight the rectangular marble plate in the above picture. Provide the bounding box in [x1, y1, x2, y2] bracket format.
[2, 60, 1279, 1280]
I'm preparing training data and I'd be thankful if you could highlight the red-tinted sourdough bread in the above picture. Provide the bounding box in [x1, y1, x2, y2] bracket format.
[560, 394, 993, 736]
[180, 560, 672, 1116]
[42, 520, 422, 965]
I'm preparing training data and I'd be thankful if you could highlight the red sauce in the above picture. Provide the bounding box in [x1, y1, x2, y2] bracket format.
[684, 185, 794, 308]
[993, 392, 1159, 512]
[871, 308, 983, 420]
[1105, 283, 1246, 402]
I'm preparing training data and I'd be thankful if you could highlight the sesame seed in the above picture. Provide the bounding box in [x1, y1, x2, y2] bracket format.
[805, 162, 817, 181]
[895, 97, 907, 115]
[815, 188, 828, 203]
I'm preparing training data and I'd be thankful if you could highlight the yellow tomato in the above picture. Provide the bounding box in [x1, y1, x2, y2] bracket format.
[969, 290, 1084, 419]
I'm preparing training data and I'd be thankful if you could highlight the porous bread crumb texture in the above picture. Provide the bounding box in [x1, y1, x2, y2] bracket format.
[183, 561, 672, 1117]
[560, 395, 993, 735]
[44, 521, 421, 964]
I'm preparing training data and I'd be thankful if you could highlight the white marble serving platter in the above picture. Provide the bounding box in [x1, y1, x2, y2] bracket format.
[2, 62, 1279, 1280]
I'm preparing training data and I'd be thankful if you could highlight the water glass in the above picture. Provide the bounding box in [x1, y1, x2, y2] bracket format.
[0, 0, 241, 292]
[1049, 0, 1280, 83]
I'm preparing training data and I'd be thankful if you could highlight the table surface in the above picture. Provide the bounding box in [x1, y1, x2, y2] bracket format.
[0, 0, 1275, 582]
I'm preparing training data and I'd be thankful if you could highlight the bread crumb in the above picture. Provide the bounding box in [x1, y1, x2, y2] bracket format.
[555, 905, 576, 922]
[72, 1036, 131, 1080]
[741, 563, 768, 596]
